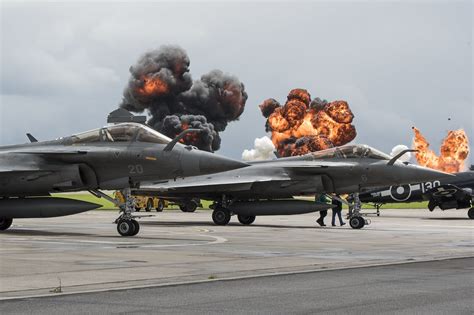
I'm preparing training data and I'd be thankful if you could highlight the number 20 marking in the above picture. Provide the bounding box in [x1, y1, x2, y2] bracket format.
[128, 164, 143, 174]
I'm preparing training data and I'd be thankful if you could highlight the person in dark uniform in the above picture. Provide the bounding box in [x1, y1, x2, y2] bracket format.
[331, 197, 345, 226]
[316, 194, 331, 226]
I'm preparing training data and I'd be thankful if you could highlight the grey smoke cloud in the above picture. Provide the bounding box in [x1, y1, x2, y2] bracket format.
[120, 45, 247, 151]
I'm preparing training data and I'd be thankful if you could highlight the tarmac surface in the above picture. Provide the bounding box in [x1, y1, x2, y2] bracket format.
[1, 257, 473, 314]
[0, 208, 473, 301]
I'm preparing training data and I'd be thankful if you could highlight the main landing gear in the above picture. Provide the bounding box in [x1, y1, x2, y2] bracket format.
[212, 206, 231, 225]
[210, 197, 256, 226]
[90, 188, 147, 237]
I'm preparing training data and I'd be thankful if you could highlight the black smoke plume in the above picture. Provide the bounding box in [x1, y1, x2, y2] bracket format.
[120, 45, 247, 151]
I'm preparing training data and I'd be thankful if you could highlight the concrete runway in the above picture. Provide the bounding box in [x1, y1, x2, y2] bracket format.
[0, 208, 473, 300]
[1, 258, 473, 314]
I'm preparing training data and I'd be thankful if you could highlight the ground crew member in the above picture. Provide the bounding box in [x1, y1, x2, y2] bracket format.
[316, 194, 331, 226]
[331, 197, 345, 226]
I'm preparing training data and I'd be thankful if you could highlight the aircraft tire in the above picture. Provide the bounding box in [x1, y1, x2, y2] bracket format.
[468, 208, 474, 219]
[180, 202, 197, 213]
[212, 208, 231, 225]
[130, 220, 140, 236]
[156, 200, 165, 212]
[117, 219, 136, 236]
[349, 216, 365, 229]
[237, 215, 256, 225]
[0, 217, 13, 231]
[146, 199, 153, 212]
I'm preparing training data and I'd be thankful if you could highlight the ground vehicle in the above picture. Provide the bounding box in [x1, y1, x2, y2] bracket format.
[115, 191, 167, 212]
[115, 191, 201, 213]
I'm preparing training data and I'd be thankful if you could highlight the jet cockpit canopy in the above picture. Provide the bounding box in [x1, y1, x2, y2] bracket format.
[310, 144, 391, 160]
[69, 123, 172, 144]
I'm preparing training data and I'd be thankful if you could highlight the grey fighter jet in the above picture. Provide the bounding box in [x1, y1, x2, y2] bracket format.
[134, 144, 452, 229]
[357, 167, 474, 219]
[0, 123, 247, 236]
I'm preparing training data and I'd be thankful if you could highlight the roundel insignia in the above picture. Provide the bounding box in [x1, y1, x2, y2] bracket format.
[390, 184, 411, 201]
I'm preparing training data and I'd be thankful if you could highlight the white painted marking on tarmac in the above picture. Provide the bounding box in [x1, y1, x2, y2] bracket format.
[131, 234, 227, 248]
[0, 234, 228, 251]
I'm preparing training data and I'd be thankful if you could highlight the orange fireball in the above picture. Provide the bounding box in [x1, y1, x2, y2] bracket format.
[137, 75, 169, 96]
[260, 88, 357, 157]
[412, 127, 469, 173]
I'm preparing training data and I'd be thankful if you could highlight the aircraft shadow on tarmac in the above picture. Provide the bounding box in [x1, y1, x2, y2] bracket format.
[1, 229, 95, 237]
[422, 217, 470, 221]
[140, 221, 320, 229]
[370, 214, 471, 221]
[1, 228, 209, 242]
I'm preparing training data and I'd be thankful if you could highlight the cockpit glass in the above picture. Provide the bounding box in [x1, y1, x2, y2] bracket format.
[309, 145, 391, 160]
[70, 129, 101, 143]
[106, 125, 139, 142]
[136, 125, 171, 144]
[70, 123, 171, 144]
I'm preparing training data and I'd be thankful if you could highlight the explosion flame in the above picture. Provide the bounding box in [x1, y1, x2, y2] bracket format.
[120, 45, 247, 151]
[412, 127, 469, 173]
[260, 89, 357, 157]
[137, 76, 169, 96]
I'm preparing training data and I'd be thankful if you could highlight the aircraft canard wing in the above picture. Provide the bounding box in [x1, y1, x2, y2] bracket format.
[0, 163, 54, 180]
[138, 173, 292, 194]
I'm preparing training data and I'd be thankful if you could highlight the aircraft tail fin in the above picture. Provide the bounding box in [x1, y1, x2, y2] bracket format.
[26, 133, 38, 143]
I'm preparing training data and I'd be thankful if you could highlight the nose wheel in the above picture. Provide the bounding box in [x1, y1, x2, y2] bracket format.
[117, 219, 140, 236]
[349, 216, 365, 229]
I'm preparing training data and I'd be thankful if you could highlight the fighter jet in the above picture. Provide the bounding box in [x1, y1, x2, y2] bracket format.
[0, 123, 248, 236]
[134, 144, 452, 229]
[357, 166, 474, 219]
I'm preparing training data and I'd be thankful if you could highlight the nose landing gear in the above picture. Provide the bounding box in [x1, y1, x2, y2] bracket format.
[346, 193, 370, 229]
[90, 188, 149, 237]
[113, 188, 139, 236]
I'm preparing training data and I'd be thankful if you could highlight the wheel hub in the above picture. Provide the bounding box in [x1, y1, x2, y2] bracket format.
[216, 212, 225, 221]
[118, 222, 130, 234]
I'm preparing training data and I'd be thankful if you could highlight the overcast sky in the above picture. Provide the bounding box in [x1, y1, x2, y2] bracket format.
[1, 1, 472, 163]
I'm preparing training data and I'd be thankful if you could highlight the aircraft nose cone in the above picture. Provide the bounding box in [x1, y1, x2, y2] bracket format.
[199, 152, 249, 175]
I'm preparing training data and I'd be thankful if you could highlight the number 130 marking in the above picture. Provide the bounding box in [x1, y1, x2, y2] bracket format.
[421, 180, 440, 193]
